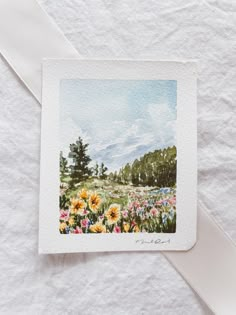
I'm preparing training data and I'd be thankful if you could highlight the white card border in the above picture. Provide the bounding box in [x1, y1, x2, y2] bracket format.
[39, 60, 197, 254]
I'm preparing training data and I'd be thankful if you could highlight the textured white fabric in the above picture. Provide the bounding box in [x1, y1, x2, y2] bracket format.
[0, 0, 235, 314]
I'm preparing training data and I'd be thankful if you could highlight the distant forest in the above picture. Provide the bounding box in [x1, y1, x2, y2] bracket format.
[60, 137, 176, 187]
[108, 146, 176, 187]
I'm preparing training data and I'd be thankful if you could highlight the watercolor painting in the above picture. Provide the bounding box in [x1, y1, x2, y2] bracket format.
[59, 79, 177, 234]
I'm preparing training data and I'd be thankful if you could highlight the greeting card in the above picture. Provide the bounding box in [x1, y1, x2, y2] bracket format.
[39, 60, 197, 253]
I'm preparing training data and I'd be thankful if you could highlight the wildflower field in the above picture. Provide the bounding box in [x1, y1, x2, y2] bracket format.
[59, 179, 176, 234]
[59, 136, 177, 234]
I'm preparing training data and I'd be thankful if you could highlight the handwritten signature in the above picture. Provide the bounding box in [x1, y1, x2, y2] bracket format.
[135, 238, 170, 245]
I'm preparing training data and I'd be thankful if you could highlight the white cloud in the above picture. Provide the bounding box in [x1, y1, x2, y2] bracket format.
[147, 103, 176, 147]
[61, 102, 176, 172]
[60, 115, 91, 156]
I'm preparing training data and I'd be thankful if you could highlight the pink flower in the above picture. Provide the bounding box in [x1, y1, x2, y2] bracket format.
[74, 227, 83, 234]
[82, 209, 89, 216]
[150, 207, 158, 217]
[156, 200, 164, 205]
[81, 218, 89, 228]
[169, 197, 176, 205]
[121, 210, 128, 218]
[114, 226, 121, 233]
[60, 210, 69, 221]
[129, 201, 140, 209]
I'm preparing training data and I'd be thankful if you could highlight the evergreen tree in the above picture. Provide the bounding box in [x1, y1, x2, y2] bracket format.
[108, 172, 114, 181]
[68, 137, 92, 186]
[117, 169, 122, 183]
[119, 167, 124, 183]
[60, 151, 69, 182]
[146, 163, 154, 186]
[131, 159, 140, 185]
[93, 162, 99, 177]
[99, 162, 108, 179]
[139, 161, 147, 185]
[116, 146, 177, 187]
[123, 163, 131, 184]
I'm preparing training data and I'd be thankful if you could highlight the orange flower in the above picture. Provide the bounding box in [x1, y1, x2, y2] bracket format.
[59, 222, 67, 232]
[70, 198, 86, 215]
[105, 204, 121, 225]
[123, 223, 130, 233]
[78, 188, 88, 200]
[134, 225, 140, 233]
[68, 217, 75, 226]
[90, 222, 106, 233]
[89, 192, 101, 213]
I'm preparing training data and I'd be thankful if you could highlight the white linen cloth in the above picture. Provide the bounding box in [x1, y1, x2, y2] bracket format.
[0, 0, 235, 314]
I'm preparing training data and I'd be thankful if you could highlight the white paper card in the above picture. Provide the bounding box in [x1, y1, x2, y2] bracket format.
[39, 60, 197, 253]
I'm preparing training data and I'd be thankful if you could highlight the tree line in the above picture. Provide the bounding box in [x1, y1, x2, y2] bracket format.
[60, 136, 176, 187]
[108, 146, 176, 187]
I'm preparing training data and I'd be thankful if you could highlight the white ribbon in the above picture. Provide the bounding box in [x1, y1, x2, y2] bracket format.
[0, 1, 236, 314]
[0, 0, 78, 102]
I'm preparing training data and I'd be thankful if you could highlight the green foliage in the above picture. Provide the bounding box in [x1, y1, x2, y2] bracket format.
[99, 162, 108, 179]
[92, 162, 108, 179]
[59, 194, 70, 210]
[62, 135, 176, 188]
[68, 137, 92, 186]
[110, 146, 176, 187]
[93, 162, 99, 177]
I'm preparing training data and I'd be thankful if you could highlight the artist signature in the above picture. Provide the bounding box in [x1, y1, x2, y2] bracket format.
[135, 238, 170, 245]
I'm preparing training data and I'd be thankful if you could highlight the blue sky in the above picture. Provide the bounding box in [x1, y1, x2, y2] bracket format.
[60, 79, 176, 172]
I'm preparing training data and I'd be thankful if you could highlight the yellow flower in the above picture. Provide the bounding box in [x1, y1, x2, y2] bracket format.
[68, 217, 75, 226]
[134, 225, 140, 233]
[123, 223, 130, 233]
[59, 222, 67, 232]
[89, 192, 101, 213]
[90, 222, 106, 233]
[70, 198, 86, 215]
[105, 204, 121, 225]
[78, 188, 88, 200]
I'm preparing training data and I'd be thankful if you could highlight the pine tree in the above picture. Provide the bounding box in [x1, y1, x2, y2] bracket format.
[123, 163, 131, 184]
[99, 162, 108, 179]
[68, 137, 92, 186]
[93, 162, 99, 177]
[108, 172, 114, 181]
[120, 146, 176, 187]
[139, 160, 147, 185]
[60, 151, 69, 182]
[131, 159, 140, 185]
[117, 169, 122, 183]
